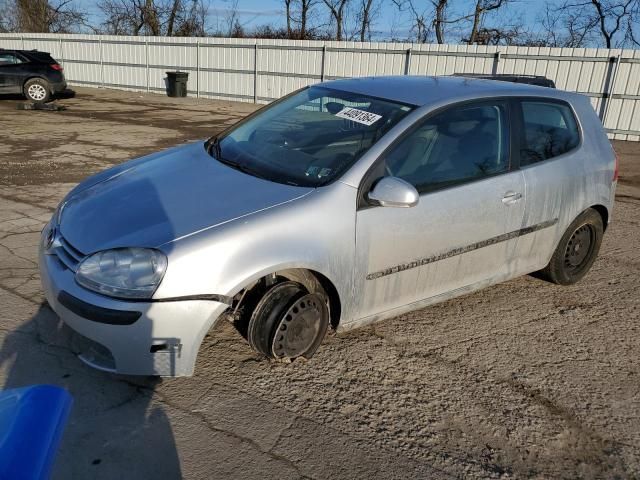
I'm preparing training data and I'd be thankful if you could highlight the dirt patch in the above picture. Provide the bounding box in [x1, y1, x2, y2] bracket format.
[613, 140, 640, 188]
[0, 88, 258, 185]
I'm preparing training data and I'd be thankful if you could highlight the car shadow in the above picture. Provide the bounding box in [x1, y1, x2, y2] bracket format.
[0, 304, 183, 479]
[0, 176, 182, 478]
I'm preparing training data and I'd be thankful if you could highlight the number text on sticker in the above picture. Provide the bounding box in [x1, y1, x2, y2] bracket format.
[335, 107, 382, 126]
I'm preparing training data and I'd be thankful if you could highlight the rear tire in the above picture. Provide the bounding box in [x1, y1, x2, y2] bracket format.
[538, 208, 604, 285]
[247, 281, 329, 361]
[24, 78, 51, 103]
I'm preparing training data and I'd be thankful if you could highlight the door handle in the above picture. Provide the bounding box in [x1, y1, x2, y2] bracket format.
[502, 191, 522, 205]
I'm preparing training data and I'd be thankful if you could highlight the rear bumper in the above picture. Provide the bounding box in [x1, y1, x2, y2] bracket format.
[38, 232, 228, 377]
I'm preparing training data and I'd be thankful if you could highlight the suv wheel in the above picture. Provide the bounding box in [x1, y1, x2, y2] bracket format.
[24, 78, 51, 103]
[539, 208, 604, 285]
[247, 281, 329, 361]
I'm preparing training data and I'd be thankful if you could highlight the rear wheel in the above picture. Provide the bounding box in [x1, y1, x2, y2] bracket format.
[247, 281, 329, 361]
[539, 208, 604, 285]
[24, 78, 51, 103]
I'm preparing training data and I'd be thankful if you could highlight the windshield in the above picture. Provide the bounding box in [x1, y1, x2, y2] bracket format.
[213, 86, 415, 187]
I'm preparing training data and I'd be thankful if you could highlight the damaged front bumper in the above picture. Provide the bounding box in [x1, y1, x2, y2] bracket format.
[38, 237, 228, 377]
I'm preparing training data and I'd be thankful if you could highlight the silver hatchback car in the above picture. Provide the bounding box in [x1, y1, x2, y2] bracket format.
[39, 76, 617, 376]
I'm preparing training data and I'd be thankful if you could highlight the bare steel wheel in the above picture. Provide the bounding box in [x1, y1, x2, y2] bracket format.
[271, 293, 328, 359]
[564, 224, 595, 274]
[24, 78, 51, 103]
[247, 281, 329, 360]
[538, 208, 604, 285]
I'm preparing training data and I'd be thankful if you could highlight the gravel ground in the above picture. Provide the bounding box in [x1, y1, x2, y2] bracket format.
[0, 87, 638, 479]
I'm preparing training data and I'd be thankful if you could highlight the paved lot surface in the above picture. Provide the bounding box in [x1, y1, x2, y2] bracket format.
[0, 87, 638, 479]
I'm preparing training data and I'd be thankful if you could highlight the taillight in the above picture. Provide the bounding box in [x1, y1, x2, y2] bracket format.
[613, 148, 619, 182]
[50, 63, 63, 71]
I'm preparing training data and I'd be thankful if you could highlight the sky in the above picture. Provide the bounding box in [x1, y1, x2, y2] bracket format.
[76, 0, 562, 42]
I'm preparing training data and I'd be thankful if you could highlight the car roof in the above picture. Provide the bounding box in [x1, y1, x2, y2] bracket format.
[0, 48, 51, 57]
[321, 75, 580, 107]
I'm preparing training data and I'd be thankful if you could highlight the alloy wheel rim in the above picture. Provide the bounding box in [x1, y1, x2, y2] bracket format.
[28, 84, 47, 101]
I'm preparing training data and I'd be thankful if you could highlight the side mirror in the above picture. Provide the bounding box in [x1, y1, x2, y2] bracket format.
[368, 176, 419, 208]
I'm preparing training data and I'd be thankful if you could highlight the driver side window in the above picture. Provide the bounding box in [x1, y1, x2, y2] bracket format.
[383, 101, 510, 194]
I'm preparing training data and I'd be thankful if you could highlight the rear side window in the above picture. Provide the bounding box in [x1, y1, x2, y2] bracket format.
[520, 101, 580, 166]
[0, 53, 21, 65]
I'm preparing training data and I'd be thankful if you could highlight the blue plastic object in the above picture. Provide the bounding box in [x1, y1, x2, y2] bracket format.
[0, 385, 73, 480]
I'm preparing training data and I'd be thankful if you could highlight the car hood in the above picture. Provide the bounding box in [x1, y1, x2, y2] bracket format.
[59, 142, 313, 254]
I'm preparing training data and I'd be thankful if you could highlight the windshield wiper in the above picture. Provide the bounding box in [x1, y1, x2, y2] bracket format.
[206, 137, 297, 185]
[206, 135, 222, 160]
[216, 155, 272, 181]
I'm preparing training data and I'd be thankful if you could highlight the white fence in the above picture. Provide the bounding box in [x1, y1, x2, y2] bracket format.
[1, 33, 640, 141]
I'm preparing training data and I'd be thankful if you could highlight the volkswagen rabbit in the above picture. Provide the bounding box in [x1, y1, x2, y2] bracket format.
[38, 76, 617, 376]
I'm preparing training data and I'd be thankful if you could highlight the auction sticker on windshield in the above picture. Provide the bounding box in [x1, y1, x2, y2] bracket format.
[335, 107, 382, 126]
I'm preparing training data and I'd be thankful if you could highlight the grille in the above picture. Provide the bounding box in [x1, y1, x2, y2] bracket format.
[53, 234, 84, 272]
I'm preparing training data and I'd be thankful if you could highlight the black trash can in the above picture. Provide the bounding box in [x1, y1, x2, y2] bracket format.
[166, 71, 189, 97]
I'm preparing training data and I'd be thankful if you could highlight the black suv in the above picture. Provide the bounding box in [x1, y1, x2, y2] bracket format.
[0, 49, 67, 103]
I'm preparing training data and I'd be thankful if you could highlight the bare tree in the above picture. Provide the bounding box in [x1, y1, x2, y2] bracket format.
[98, 0, 208, 36]
[299, 0, 318, 39]
[471, 24, 527, 45]
[98, 0, 154, 35]
[144, 0, 161, 34]
[589, 0, 638, 47]
[0, 0, 18, 31]
[356, 0, 374, 41]
[323, 0, 349, 40]
[220, 0, 240, 36]
[3, 0, 88, 33]
[284, 0, 293, 36]
[174, 0, 207, 36]
[432, 0, 448, 43]
[276, 0, 324, 39]
[466, 0, 510, 45]
[548, 0, 640, 48]
[393, 0, 431, 42]
[393, 0, 459, 44]
[166, 0, 180, 36]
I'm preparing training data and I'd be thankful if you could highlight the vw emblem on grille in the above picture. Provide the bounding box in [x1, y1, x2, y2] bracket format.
[45, 227, 56, 250]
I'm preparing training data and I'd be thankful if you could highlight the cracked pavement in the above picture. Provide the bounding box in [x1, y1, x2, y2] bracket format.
[0, 87, 638, 479]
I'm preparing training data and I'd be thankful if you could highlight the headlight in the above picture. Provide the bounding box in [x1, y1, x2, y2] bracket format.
[76, 248, 167, 300]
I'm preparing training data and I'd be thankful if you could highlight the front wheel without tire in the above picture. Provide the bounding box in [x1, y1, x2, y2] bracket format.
[24, 78, 51, 103]
[539, 208, 604, 285]
[247, 281, 329, 361]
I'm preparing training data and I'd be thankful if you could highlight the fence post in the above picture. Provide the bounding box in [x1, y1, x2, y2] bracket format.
[492, 51, 501, 75]
[99, 37, 104, 87]
[21, 35, 24, 49]
[601, 54, 621, 128]
[196, 40, 200, 98]
[145, 39, 150, 93]
[404, 48, 412, 75]
[253, 43, 258, 103]
[59, 37, 64, 65]
[320, 45, 326, 81]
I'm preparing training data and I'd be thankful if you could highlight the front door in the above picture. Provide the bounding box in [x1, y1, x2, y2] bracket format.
[353, 99, 526, 321]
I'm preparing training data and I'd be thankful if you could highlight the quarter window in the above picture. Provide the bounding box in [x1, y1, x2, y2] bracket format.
[520, 101, 580, 166]
[383, 102, 510, 194]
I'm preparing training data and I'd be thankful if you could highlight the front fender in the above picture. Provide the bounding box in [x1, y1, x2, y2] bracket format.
[154, 181, 358, 323]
